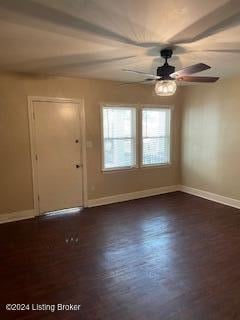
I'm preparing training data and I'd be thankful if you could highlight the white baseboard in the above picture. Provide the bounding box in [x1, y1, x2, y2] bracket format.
[2, 185, 239, 224]
[87, 185, 180, 207]
[88, 184, 240, 209]
[180, 185, 240, 209]
[0, 209, 36, 224]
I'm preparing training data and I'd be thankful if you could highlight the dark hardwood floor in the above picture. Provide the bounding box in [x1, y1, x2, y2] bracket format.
[1, 191, 240, 320]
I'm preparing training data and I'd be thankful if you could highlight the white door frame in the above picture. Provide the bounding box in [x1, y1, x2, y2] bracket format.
[28, 96, 88, 215]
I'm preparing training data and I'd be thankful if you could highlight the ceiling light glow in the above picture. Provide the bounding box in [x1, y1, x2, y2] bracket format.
[155, 80, 177, 96]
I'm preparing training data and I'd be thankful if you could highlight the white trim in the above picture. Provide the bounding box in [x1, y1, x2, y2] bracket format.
[28, 96, 88, 214]
[2, 186, 239, 223]
[100, 103, 174, 172]
[87, 185, 240, 209]
[180, 185, 240, 209]
[100, 104, 138, 172]
[102, 165, 138, 173]
[0, 210, 36, 224]
[140, 105, 173, 168]
[80, 103, 88, 207]
[87, 185, 180, 207]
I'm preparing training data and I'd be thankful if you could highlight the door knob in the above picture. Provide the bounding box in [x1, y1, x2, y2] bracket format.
[76, 164, 81, 168]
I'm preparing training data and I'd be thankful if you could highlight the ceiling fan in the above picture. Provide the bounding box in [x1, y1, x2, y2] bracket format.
[123, 48, 219, 96]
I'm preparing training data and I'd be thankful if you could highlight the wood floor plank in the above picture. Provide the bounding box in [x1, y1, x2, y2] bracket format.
[0, 191, 240, 319]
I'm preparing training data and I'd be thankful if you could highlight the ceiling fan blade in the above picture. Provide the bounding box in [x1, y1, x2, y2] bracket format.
[177, 76, 219, 83]
[144, 78, 157, 82]
[122, 69, 160, 79]
[171, 63, 210, 78]
[119, 79, 156, 86]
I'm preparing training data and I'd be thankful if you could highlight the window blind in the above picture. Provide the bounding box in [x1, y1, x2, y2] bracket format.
[142, 108, 171, 165]
[102, 107, 136, 170]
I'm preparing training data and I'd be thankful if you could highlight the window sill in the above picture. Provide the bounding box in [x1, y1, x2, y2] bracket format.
[101, 163, 172, 173]
[140, 162, 172, 169]
[102, 166, 138, 174]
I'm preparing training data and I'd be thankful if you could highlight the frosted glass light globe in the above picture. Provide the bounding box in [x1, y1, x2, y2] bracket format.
[155, 80, 177, 96]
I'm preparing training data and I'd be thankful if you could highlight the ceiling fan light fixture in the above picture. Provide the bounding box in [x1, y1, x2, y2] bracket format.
[155, 80, 177, 96]
[123, 49, 218, 89]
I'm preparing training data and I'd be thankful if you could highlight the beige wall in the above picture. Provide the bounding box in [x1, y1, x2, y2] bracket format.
[181, 76, 240, 200]
[0, 73, 181, 214]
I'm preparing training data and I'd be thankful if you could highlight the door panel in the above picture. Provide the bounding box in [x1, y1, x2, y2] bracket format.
[33, 101, 83, 213]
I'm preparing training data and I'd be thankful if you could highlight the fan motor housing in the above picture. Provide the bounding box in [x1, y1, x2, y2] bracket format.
[157, 64, 175, 80]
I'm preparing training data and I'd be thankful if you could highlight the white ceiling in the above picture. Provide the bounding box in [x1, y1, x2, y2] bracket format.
[0, 0, 239, 82]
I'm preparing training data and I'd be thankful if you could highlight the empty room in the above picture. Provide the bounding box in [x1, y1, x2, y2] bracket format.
[0, 0, 240, 319]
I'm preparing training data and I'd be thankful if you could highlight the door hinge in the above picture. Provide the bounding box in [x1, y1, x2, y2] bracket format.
[38, 195, 40, 202]
[33, 112, 35, 120]
[35, 154, 38, 161]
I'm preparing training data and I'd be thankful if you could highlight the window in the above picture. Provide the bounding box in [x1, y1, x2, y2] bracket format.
[102, 106, 136, 170]
[142, 108, 171, 166]
[101, 105, 172, 171]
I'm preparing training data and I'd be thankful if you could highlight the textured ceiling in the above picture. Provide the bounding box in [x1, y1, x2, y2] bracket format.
[0, 0, 239, 82]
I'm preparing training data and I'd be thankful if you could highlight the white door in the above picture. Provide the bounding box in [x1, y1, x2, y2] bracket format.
[33, 101, 83, 213]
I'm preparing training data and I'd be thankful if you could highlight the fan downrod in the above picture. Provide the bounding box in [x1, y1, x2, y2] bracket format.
[160, 48, 173, 61]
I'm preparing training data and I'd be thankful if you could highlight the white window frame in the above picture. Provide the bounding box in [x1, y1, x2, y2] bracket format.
[140, 105, 173, 168]
[101, 103, 138, 172]
[100, 103, 173, 172]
